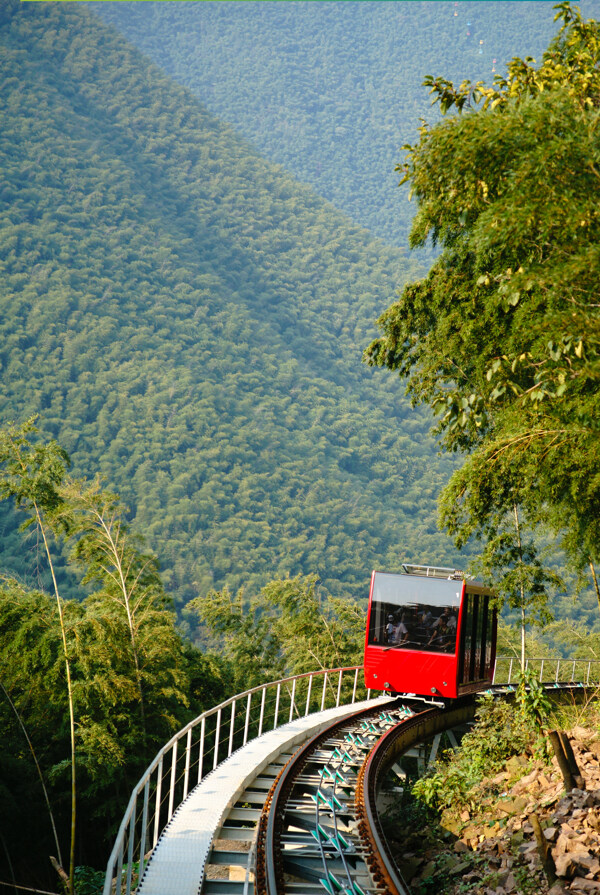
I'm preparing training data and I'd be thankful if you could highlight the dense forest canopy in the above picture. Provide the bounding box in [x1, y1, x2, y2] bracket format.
[93, 0, 600, 253]
[0, 0, 465, 614]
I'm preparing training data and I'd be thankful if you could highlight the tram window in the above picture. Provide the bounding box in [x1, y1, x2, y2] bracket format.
[484, 598, 495, 672]
[475, 595, 486, 678]
[469, 595, 479, 680]
[460, 594, 474, 684]
[368, 573, 461, 653]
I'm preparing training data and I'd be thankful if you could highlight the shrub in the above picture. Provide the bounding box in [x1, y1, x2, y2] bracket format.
[412, 694, 537, 811]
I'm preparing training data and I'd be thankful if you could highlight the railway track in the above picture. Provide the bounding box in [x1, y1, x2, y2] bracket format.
[200, 683, 588, 895]
[199, 696, 468, 895]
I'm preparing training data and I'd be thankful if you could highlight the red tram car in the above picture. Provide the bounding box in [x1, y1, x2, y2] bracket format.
[364, 564, 497, 699]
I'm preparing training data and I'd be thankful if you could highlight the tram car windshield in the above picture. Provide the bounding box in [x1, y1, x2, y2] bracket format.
[364, 564, 497, 699]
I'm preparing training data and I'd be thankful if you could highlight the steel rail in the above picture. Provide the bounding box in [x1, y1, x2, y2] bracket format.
[254, 709, 368, 895]
[255, 681, 596, 895]
[256, 704, 378, 895]
[357, 700, 477, 895]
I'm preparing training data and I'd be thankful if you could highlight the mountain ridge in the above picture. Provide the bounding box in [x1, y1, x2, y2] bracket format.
[0, 2, 458, 611]
[91, 0, 600, 252]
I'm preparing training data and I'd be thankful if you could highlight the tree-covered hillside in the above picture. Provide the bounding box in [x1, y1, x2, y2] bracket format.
[0, 1, 460, 611]
[92, 0, 600, 252]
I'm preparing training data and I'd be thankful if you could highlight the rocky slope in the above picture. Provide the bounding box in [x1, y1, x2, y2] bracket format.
[393, 727, 600, 894]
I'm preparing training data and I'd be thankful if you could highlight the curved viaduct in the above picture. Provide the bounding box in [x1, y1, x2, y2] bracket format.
[103, 659, 599, 895]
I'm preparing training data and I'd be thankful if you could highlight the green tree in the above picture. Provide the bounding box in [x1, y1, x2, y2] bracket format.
[0, 423, 213, 889]
[58, 478, 188, 748]
[190, 586, 284, 692]
[0, 419, 77, 893]
[261, 575, 364, 674]
[366, 3, 600, 604]
[191, 574, 365, 688]
[0, 579, 73, 877]
[465, 507, 561, 668]
[0, 0, 461, 614]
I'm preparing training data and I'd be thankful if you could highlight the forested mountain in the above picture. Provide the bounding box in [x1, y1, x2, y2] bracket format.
[92, 0, 600, 251]
[0, 1, 460, 612]
[3, 4, 600, 891]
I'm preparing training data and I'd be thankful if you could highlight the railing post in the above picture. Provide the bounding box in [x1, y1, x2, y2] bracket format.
[214, 708, 222, 770]
[289, 677, 297, 722]
[167, 742, 178, 822]
[274, 683, 281, 730]
[103, 861, 114, 895]
[305, 674, 313, 716]
[555, 661, 561, 684]
[572, 660, 576, 682]
[508, 658, 514, 684]
[153, 758, 163, 848]
[539, 660, 544, 682]
[258, 686, 266, 737]
[321, 672, 328, 711]
[139, 778, 150, 878]
[336, 669, 343, 707]
[183, 727, 192, 800]
[352, 667, 358, 703]
[198, 716, 206, 784]
[125, 805, 136, 895]
[228, 700, 236, 757]
[244, 693, 252, 745]
[115, 845, 124, 895]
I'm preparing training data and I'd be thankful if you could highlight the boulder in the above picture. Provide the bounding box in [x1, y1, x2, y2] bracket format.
[571, 727, 596, 741]
[554, 849, 593, 878]
[453, 839, 470, 854]
[547, 884, 567, 895]
[555, 852, 580, 878]
[568, 880, 600, 893]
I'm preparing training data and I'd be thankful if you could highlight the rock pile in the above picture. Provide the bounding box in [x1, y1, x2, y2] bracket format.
[396, 726, 600, 895]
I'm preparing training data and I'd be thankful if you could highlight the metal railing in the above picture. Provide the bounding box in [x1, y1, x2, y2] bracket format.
[493, 656, 600, 687]
[103, 665, 373, 895]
